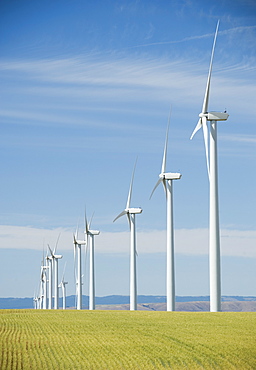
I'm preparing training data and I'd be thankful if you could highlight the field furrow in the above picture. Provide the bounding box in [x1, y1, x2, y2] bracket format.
[0, 310, 255, 369]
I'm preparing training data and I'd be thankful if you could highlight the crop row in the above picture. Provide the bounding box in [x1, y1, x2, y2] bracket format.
[0, 310, 256, 369]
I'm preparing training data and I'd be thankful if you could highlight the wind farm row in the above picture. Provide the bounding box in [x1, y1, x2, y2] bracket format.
[34, 21, 228, 313]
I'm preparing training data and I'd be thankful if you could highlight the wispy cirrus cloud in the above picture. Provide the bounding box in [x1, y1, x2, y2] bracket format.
[124, 25, 256, 49]
[220, 133, 256, 144]
[1, 55, 255, 113]
[0, 225, 255, 257]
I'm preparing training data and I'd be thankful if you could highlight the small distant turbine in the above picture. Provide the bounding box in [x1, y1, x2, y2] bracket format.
[113, 160, 142, 311]
[73, 229, 86, 310]
[48, 235, 63, 310]
[84, 210, 100, 311]
[41, 264, 48, 310]
[150, 109, 181, 312]
[33, 292, 37, 309]
[59, 263, 68, 310]
[190, 21, 229, 312]
[46, 252, 53, 309]
[40, 246, 48, 310]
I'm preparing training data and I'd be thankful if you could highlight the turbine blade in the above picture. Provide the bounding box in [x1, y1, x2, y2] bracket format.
[75, 216, 80, 240]
[54, 233, 61, 254]
[127, 213, 131, 230]
[202, 20, 219, 114]
[84, 207, 89, 234]
[126, 157, 138, 209]
[161, 106, 172, 174]
[48, 244, 54, 258]
[190, 118, 202, 140]
[202, 117, 210, 178]
[89, 212, 95, 229]
[42, 241, 45, 265]
[73, 244, 77, 284]
[149, 178, 162, 199]
[162, 179, 167, 199]
[62, 262, 67, 282]
[84, 241, 89, 289]
[113, 210, 127, 223]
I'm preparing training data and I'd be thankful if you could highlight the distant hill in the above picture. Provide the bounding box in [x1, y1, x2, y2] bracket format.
[1, 295, 256, 310]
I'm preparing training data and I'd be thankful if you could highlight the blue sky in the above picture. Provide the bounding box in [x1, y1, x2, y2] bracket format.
[0, 0, 255, 299]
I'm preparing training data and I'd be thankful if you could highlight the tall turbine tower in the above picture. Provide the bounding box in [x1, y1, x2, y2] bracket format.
[113, 160, 142, 311]
[84, 212, 100, 311]
[190, 21, 229, 312]
[150, 111, 181, 311]
[73, 231, 86, 310]
[48, 238, 63, 310]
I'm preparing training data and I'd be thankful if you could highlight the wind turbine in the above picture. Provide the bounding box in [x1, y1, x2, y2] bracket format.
[113, 160, 142, 311]
[46, 252, 53, 309]
[59, 263, 68, 310]
[48, 236, 63, 310]
[73, 229, 86, 310]
[33, 292, 37, 309]
[190, 20, 229, 312]
[150, 110, 181, 312]
[39, 247, 48, 310]
[40, 263, 48, 310]
[84, 211, 100, 311]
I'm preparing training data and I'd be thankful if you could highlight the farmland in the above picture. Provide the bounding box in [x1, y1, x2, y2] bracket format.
[0, 310, 255, 369]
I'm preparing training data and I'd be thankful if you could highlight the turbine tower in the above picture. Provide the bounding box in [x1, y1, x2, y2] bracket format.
[46, 252, 53, 309]
[190, 21, 229, 312]
[113, 160, 142, 311]
[39, 246, 48, 310]
[73, 231, 86, 310]
[33, 292, 37, 309]
[59, 264, 68, 310]
[150, 110, 181, 311]
[40, 262, 48, 310]
[84, 211, 100, 311]
[48, 237, 63, 310]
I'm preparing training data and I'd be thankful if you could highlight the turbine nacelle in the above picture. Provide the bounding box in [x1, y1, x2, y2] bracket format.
[199, 111, 229, 121]
[86, 230, 100, 236]
[54, 255, 63, 259]
[59, 281, 68, 287]
[126, 207, 142, 215]
[160, 172, 182, 181]
[73, 239, 86, 245]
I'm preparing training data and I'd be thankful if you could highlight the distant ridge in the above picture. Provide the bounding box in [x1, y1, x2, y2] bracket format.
[0, 295, 256, 309]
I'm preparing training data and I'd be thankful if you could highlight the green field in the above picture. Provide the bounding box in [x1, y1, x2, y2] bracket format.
[0, 310, 255, 369]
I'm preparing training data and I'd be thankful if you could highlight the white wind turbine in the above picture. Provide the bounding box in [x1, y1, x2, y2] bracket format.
[113, 160, 142, 311]
[39, 247, 48, 310]
[46, 252, 53, 309]
[33, 292, 37, 309]
[59, 263, 68, 310]
[190, 20, 229, 312]
[40, 262, 48, 310]
[73, 229, 86, 310]
[35, 283, 41, 309]
[48, 236, 63, 310]
[150, 110, 181, 312]
[84, 211, 100, 311]
[33, 291, 38, 309]
[36, 296, 40, 309]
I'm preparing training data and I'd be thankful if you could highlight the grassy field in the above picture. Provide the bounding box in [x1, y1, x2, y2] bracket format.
[0, 310, 255, 369]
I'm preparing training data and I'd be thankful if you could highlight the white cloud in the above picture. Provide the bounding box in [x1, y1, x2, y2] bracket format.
[0, 225, 255, 258]
[1, 54, 255, 132]
[125, 25, 256, 49]
[220, 133, 256, 144]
